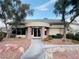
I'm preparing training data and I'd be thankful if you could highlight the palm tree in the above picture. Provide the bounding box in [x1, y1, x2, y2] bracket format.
[54, 0, 70, 40]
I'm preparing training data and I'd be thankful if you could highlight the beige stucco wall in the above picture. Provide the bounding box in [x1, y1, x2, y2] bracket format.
[50, 25, 64, 28]
[26, 22, 50, 27]
[49, 25, 64, 35]
[49, 29, 64, 35]
[11, 22, 65, 38]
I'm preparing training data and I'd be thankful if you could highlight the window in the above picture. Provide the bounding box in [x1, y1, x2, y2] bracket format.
[45, 27, 48, 35]
[12, 28, 26, 35]
[45, 31, 47, 35]
[31, 28, 33, 35]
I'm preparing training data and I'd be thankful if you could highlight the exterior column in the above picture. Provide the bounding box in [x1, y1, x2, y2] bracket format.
[27, 27, 32, 40]
[41, 27, 45, 39]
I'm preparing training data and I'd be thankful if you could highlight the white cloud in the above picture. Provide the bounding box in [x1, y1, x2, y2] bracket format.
[36, 8, 48, 11]
[34, 0, 57, 11]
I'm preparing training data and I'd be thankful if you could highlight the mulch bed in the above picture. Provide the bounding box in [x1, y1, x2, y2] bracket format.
[0, 38, 31, 59]
[43, 39, 74, 45]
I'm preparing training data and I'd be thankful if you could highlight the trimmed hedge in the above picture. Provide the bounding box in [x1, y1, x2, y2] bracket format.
[0, 32, 6, 37]
[51, 33, 63, 39]
[52, 35, 57, 38]
[10, 34, 16, 38]
[48, 32, 79, 41]
[66, 33, 75, 39]
[56, 34, 63, 38]
[66, 32, 79, 41]
[75, 32, 79, 41]
[48, 35, 53, 40]
[0, 32, 6, 41]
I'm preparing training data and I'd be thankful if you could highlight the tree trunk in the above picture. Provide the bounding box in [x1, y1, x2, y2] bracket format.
[63, 21, 66, 40]
[5, 22, 9, 38]
[15, 28, 17, 37]
[62, 10, 66, 40]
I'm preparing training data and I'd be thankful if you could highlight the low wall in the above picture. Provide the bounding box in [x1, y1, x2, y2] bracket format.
[16, 35, 26, 38]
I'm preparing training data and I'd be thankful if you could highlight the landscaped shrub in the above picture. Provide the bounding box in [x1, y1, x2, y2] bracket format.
[0, 32, 6, 36]
[43, 35, 53, 41]
[10, 34, 16, 38]
[51, 33, 63, 39]
[56, 34, 63, 38]
[52, 35, 57, 38]
[48, 35, 53, 40]
[0, 32, 6, 41]
[66, 33, 75, 39]
[2, 32, 6, 37]
[75, 32, 79, 41]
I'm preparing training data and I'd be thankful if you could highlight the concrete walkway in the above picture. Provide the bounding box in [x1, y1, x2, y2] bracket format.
[21, 39, 79, 59]
[21, 39, 45, 59]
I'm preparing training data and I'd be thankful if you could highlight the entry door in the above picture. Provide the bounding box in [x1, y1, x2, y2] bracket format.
[32, 28, 41, 38]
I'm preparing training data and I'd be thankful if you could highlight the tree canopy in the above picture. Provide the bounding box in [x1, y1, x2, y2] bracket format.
[69, 0, 79, 24]
[54, 0, 79, 40]
[54, 0, 79, 23]
[0, 0, 32, 38]
[54, 0, 71, 40]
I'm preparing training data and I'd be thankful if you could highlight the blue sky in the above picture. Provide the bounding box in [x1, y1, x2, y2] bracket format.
[21, 0, 61, 19]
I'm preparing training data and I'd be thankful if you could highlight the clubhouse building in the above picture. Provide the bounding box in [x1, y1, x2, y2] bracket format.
[9, 19, 65, 39]
[9, 19, 79, 39]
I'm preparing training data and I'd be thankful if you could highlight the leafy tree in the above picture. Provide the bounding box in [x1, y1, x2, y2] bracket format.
[54, 0, 70, 40]
[0, 0, 32, 38]
[68, 0, 79, 24]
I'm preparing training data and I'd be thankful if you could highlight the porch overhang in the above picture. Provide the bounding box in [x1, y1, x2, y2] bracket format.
[26, 22, 50, 27]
